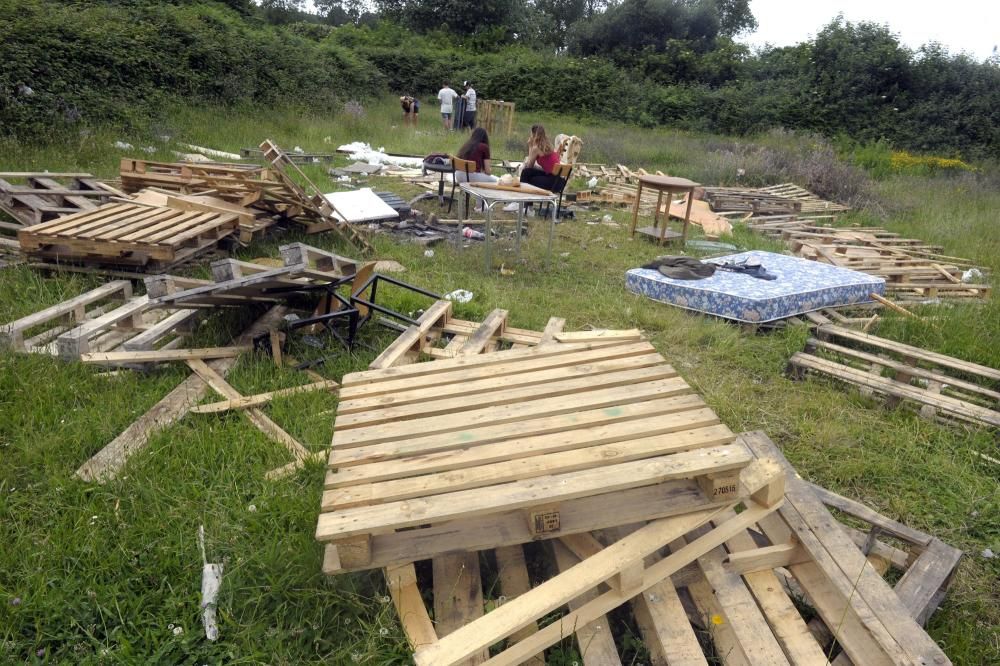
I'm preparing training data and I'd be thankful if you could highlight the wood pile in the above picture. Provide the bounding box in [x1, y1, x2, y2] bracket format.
[0, 172, 127, 230]
[316, 305, 959, 665]
[705, 183, 850, 215]
[790, 323, 1000, 429]
[747, 217, 991, 300]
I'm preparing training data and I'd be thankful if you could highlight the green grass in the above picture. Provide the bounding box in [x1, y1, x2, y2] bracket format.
[1, 100, 998, 664]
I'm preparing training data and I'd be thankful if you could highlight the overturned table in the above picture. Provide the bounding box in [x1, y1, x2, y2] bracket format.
[458, 182, 558, 271]
[628, 174, 700, 246]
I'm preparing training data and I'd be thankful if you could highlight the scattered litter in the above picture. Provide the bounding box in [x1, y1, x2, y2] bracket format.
[499, 263, 515, 276]
[293, 146, 304, 154]
[322, 188, 399, 224]
[198, 526, 223, 642]
[587, 177, 599, 188]
[559, 252, 570, 258]
[962, 268, 984, 283]
[171, 151, 213, 163]
[113, 140, 133, 150]
[179, 143, 241, 161]
[686, 239, 739, 252]
[983, 548, 995, 559]
[323, 136, 333, 144]
[337, 142, 424, 168]
[424, 249, 435, 258]
[443, 289, 473, 303]
[462, 226, 485, 240]
[374, 260, 406, 273]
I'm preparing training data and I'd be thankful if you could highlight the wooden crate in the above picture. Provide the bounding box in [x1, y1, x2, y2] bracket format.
[0, 172, 125, 229]
[17, 202, 239, 269]
[478, 100, 516, 136]
[789, 323, 1000, 429]
[318, 307, 763, 574]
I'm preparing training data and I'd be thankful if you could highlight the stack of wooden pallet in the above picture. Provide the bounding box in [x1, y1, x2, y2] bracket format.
[790, 323, 1000, 430]
[706, 183, 850, 215]
[0, 172, 127, 230]
[747, 218, 991, 300]
[316, 305, 958, 664]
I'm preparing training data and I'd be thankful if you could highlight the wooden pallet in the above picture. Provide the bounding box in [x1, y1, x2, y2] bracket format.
[789, 324, 1000, 429]
[17, 202, 239, 269]
[478, 100, 516, 136]
[376, 426, 954, 665]
[703, 188, 803, 215]
[0, 172, 126, 229]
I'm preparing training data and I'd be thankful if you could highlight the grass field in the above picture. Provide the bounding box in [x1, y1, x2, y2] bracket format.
[1, 98, 998, 664]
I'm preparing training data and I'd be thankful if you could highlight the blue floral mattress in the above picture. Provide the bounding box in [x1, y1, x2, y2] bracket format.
[625, 250, 885, 323]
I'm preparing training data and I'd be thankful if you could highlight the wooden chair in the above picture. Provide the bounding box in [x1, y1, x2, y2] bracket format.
[448, 156, 476, 214]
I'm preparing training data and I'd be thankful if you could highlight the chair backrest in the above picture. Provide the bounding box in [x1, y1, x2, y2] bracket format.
[450, 155, 476, 179]
[550, 163, 573, 194]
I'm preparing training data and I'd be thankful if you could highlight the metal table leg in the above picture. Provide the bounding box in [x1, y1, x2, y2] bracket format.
[484, 201, 494, 272]
[547, 196, 556, 267]
[515, 203, 524, 259]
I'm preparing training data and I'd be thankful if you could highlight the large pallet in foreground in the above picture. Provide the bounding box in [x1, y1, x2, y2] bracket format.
[318, 309, 757, 574]
[790, 323, 1000, 429]
[17, 202, 239, 269]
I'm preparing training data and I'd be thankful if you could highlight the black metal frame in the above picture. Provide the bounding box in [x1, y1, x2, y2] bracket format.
[540, 164, 573, 218]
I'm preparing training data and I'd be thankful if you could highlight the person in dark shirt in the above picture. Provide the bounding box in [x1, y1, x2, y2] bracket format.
[455, 128, 498, 184]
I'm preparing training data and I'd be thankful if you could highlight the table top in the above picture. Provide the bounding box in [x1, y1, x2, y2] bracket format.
[638, 175, 700, 189]
[459, 182, 557, 204]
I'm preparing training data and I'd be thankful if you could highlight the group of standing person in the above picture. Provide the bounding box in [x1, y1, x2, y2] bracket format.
[400, 81, 478, 131]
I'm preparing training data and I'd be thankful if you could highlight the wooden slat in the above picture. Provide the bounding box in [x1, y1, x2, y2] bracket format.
[317, 444, 752, 541]
[325, 409, 724, 488]
[458, 309, 508, 355]
[190, 380, 339, 414]
[494, 546, 544, 666]
[329, 393, 708, 468]
[322, 423, 736, 509]
[551, 541, 623, 665]
[433, 553, 488, 665]
[385, 564, 438, 650]
[369, 300, 453, 369]
[80, 346, 250, 364]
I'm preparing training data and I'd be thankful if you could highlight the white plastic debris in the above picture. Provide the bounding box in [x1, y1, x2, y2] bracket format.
[423, 249, 434, 258]
[962, 268, 984, 283]
[141, 146, 156, 154]
[179, 143, 241, 161]
[113, 141, 134, 150]
[337, 141, 424, 168]
[293, 146, 304, 154]
[983, 548, 995, 559]
[587, 177, 598, 189]
[198, 526, 223, 641]
[444, 289, 473, 303]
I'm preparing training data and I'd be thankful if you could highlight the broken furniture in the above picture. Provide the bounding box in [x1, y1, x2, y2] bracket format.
[628, 175, 700, 246]
[321, 188, 399, 224]
[240, 147, 334, 163]
[789, 323, 1000, 429]
[0, 172, 126, 230]
[456, 182, 558, 271]
[420, 159, 455, 207]
[626, 250, 886, 323]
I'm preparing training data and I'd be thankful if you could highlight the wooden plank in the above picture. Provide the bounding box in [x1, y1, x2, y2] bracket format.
[551, 541, 623, 665]
[325, 410, 726, 488]
[791, 352, 1000, 427]
[57, 296, 150, 359]
[339, 341, 657, 400]
[554, 329, 642, 343]
[75, 306, 288, 482]
[457, 309, 508, 355]
[807, 483, 932, 547]
[344, 338, 638, 389]
[433, 553, 488, 665]
[329, 393, 709, 468]
[369, 300, 453, 369]
[190, 380, 339, 414]
[122, 308, 200, 351]
[317, 444, 753, 541]
[335, 364, 679, 430]
[818, 324, 1000, 381]
[424, 500, 783, 666]
[331, 376, 694, 449]
[80, 346, 250, 364]
[538, 316, 566, 345]
[494, 546, 544, 666]
[323, 423, 736, 509]
[385, 564, 438, 650]
[187, 359, 311, 461]
[893, 538, 963, 626]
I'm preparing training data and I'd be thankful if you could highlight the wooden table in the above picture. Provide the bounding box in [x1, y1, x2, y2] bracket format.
[458, 182, 558, 271]
[628, 175, 700, 246]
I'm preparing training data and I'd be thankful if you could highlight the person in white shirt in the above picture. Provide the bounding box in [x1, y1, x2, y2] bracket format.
[462, 81, 477, 130]
[437, 83, 458, 131]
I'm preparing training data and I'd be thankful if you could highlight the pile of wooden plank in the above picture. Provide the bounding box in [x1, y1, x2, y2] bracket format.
[0, 172, 127, 230]
[705, 183, 850, 215]
[747, 218, 991, 300]
[789, 323, 1000, 429]
[316, 305, 959, 664]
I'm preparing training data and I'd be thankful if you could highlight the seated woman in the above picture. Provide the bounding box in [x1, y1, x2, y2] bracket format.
[519, 124, 560, 191]
[454, 127, 498, 184]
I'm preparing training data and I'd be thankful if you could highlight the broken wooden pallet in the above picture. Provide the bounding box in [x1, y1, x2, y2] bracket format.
[0, 172, 126, 229]
[789, 323, 1000, 429]
[381, 431, 954, 666]
[17, 202, 239, 270]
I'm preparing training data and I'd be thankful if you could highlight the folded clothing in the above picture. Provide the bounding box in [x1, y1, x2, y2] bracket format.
[642, 256, 716, 280]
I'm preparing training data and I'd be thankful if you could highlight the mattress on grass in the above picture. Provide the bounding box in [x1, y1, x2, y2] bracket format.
[625, 250, 885, 323]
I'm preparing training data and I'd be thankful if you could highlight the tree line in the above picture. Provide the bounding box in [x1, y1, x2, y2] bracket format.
[2, 0, 997, 158]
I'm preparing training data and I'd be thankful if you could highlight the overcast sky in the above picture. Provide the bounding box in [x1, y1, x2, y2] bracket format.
[739, 0, 1000, 61]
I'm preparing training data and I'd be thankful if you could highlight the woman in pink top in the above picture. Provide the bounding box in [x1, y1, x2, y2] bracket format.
[520, 124, 561, 191]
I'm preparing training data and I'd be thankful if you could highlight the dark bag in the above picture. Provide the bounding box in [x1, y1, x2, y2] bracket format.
[642, 256, 716, 280]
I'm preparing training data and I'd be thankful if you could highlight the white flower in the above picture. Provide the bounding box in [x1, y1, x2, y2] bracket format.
[172, 626, 183, 636]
